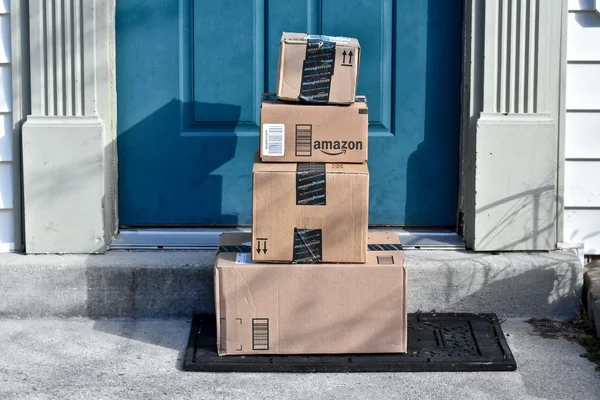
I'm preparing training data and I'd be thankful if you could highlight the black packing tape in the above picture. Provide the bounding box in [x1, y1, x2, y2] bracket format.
[296, 163, 326, 206]
[293, 228, 323, 263]
[217, 243, 402, 256]
[299, 37, 336, 103]
[217, 245, 252, 254]
[367, 243, 404, 251]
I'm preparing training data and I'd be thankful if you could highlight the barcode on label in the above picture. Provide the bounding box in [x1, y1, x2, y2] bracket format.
[263, 124, 285, 156]
[252, 318, 269, 350]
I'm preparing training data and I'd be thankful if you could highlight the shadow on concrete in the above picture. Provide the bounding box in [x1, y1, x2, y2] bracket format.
[91, 318, 192, 371]
[84, 251, 216, 319]
[406, 250, 582, 317]
[92, 319, 190, 351]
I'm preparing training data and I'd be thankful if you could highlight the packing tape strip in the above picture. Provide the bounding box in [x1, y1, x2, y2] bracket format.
[292, 228, 323, 263]
[217, 245, 252, 254]
[298, 36, 336, 103]
[368, 243, 404, 251]
[296, 163, 326, 206]
[218, 244, 403, 255]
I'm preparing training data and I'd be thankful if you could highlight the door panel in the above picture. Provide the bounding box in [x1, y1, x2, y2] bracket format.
[116, 0, 462, 226]
[322, 0, 393, 132]
[193, 2, 259, 123]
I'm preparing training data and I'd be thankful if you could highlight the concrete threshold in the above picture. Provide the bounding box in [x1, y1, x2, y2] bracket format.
[0, 249, 583, 318]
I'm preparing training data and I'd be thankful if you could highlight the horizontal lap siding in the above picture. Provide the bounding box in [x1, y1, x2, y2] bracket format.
[565, 209, 600, 255]
[565, 3, 600, 254]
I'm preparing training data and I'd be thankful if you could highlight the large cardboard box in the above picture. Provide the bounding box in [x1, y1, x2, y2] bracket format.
[252, 160, 368, 263]
[215, 232, 407, 355]
[260, 97, 368, 163]
[276, 32, 360, 104]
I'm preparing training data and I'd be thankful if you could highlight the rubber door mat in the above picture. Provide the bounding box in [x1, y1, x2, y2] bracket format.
[183, 313, 517, 372]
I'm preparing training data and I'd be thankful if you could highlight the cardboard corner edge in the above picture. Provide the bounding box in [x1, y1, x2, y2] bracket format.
[251, 172, 257, 261]
[401, 263, 408, 352]
[275, 38, 286, 99]
[214, 261, 225, 356]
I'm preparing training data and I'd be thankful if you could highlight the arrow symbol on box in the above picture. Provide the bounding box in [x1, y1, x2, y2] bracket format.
[348, 51, 353, 64]
[257, 241, 262, 254]
[342, 50, 347, 64]
[263, 241, 268, 254]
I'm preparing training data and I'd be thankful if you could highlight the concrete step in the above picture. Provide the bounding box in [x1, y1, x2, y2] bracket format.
[0, 249, 583, 318]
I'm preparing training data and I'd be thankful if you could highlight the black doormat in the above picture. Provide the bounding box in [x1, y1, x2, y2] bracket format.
[183, 313, 516, 372]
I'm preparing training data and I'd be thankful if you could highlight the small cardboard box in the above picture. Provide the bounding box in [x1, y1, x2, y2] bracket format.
[215, 232, 407, 355]
[252, 160, 368, 263]
[277, 32, 360, 104]
[260, 96, 368, 163]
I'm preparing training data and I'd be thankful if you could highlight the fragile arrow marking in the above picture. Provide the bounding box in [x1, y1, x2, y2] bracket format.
[341, 50, 353, 66]
[256, 238, 268, 255]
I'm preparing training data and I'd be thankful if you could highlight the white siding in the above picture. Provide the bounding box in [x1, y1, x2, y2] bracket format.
[0, 0, 13, 252]
[566, 64, 600, 110]
[565, 162, 600, 207]
[565, 112, 600, 158]
[565, 4, 600, 254]
[564, 209, 600, 255]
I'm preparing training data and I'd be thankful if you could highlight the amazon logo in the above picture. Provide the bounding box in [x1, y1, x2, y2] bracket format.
[313, 140, 363, 156]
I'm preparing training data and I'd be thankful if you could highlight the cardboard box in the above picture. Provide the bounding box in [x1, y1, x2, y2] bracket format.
[260, 96, 368, 163]
[252, 160, 368, 263]
[215, 232, 407, 355]
[276, 32, 360, 104]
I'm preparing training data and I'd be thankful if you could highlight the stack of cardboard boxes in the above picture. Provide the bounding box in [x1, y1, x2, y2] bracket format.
[214, 33, 407, 356]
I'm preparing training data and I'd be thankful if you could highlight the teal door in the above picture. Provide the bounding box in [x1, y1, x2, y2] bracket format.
[116, 0, 462, 226]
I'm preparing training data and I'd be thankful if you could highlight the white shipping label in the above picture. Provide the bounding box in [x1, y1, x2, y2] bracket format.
[262, 124, 285, 156]
[235, 253, 253, 264]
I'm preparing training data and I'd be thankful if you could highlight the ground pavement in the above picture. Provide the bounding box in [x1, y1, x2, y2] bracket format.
[0, 318, 598, 400]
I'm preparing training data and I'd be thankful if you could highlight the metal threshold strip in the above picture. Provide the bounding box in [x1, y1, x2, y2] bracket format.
[109, 228, 465, 251]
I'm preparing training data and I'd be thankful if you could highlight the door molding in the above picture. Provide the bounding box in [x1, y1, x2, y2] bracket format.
[8, 0, 28, 252]
[10, 0, 568, 252]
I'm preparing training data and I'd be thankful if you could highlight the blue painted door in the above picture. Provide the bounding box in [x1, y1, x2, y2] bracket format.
[116, 0, 462, 226]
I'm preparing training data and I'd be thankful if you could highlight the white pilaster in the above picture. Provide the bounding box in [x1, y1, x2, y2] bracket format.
[462, 0, 566, 250]
[21, 0, 116, 253]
